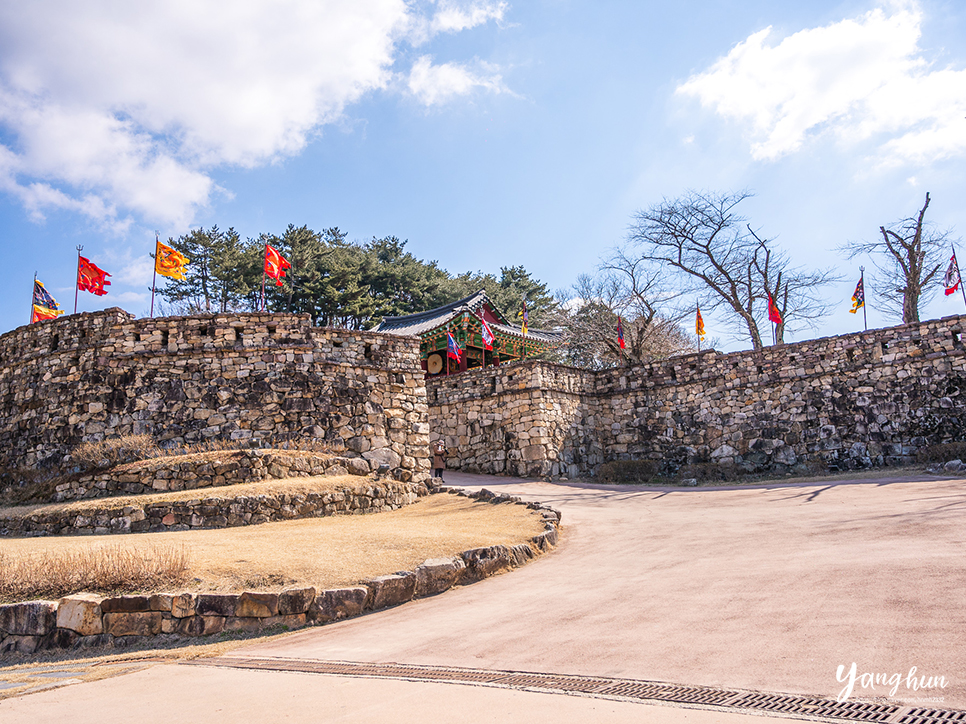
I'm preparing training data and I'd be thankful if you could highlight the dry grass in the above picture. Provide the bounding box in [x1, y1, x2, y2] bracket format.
[0, 494, 545, 602]
[70, 434, 332, 472]
[1, 439, 336, 508]
[0, 545, 190, 603]
[0, 474, 370, 519]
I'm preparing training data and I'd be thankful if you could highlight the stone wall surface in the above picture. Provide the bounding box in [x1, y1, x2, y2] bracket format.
[429, 316, 966, 477]
[0, 309, 429, 481]
[0, 478, 428, 538]
[429, 363, 599, 478]
[0, 489, 561, 656]
[51, 450, 372, 503]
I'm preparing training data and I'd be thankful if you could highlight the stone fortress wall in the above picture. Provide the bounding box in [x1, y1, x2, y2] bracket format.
[3, 308, 965, 484]
[429, 315, 966, 478]
[0, 309, 429, 481]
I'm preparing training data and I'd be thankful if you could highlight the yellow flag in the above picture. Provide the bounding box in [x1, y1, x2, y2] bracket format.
[155, 241, 189, 280]
[696, 306, 705, 339]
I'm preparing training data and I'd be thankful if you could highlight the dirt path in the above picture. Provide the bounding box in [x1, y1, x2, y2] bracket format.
[2, 472, 964, 723]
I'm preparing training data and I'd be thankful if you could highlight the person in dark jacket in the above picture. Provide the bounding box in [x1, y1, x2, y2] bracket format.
[432, 439, 447, 480]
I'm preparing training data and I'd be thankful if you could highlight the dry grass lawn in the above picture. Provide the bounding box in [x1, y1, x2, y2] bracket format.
[1, 474, 385, 518]
[0, 493, 546, 597]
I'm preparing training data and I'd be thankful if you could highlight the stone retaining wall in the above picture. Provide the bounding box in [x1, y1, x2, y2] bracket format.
[0, 478, 429, 538]
[0, 489, 561, 655]
[429, 363, 599, 478]
[429, 315, 966, 477]
[0, 309, 429, 483]
[51, 450, 373, 503]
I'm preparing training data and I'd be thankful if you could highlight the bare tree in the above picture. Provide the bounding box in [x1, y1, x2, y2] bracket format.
[749, 226, 841, 344]
[555, 251, 695, 369]
[844, 193, 951, 324]
[628, 190, 839, 349]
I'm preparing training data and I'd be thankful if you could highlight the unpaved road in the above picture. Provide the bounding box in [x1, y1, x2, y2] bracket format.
[2, 472, 964, 722]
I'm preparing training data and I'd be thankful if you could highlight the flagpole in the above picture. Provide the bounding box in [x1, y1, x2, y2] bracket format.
[30, 272, 36, 324]
[74, 246, 83, 314]
[151, 232, 160, 318]
[261, 244, 267, 313]
[696, 304, 701, 353]
[860, 267, 867, 331]
[520, 295, 527, 361]
[953, 245, 966, 312]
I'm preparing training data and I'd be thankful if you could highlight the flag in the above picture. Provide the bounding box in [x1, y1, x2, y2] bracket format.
[31, 279, 64, 323]
[944, 253, 961, 296]
[479, 313, 495, 351]
[32, 304, 62, 323]
[519, 299, 528, 336]
[695, 306, 705, 339]
[77, 256, 111, 296]
[767, 292, 783, 325]
[155, 241, 189, 280]
[264, 244, 291, 286]
[33, 279, 62, 313]
[849, 277, 865, 313]
[617, 316, 625, 349]
[447, 332, 462, 362]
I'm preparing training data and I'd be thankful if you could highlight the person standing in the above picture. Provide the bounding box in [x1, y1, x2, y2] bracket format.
[432, 439, 447, 480]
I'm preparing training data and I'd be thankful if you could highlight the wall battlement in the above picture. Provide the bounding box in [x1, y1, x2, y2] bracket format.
[0, 309, 429, 479]
[4, 309, 965, 483]
[429, 315, 966, 478]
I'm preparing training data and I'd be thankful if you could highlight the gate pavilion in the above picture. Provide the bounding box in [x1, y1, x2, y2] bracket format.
[374, 290, 561, 376]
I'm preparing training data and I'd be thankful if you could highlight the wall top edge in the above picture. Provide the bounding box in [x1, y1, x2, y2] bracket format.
[427, 312, 966, 394]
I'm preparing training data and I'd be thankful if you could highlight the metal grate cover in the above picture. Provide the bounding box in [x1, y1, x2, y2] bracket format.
[186, 657, 963, 724]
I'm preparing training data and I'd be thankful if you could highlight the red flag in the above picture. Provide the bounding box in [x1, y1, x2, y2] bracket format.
[77, 256, 111, 296]
[944, 253, 960, 296]
[264, 244, 291, 286]
[479, 313, 495, 350]
[767, 293, 783, 324]
[617, 316, 625, 349]
[447, 332, 462, 362]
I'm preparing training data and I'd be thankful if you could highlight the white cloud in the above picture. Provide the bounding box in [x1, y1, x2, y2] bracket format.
[676, 3, 966, 166]
[406, 0, 507, 45]
[0, 0, 507, 229]
[431, 0, 507, 34]
[407, 55, 508, 106]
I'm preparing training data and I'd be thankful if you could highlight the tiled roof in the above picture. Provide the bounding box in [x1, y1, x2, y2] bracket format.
[373, 290, 492, 336]
[373, 289, 562, 345]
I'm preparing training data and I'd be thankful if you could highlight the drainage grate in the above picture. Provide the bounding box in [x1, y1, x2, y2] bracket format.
[897, 711, 966, 724]
[730, 692, 897, 721]
[186, 657, 963, 724]
[592, 680, 741, 705]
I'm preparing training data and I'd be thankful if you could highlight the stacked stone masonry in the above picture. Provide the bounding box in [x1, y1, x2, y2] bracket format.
[0, 489, 561, 655]
[0, 309, 429, 481]
[51, 451, 374, 503]
[429, 315, 966, 477]
[0, 478, 428, 538]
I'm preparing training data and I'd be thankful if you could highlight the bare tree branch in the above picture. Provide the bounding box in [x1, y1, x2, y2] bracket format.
[626, 190, 839, 349]
[842, 193, 951, 323]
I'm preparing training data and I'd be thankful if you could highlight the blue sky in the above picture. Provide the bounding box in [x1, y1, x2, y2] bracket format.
[1, 0, 965, 350]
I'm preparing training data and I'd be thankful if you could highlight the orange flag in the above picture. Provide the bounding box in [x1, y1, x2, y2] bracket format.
[155, 241, 189, 280]
[695, 306, 705, 339]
